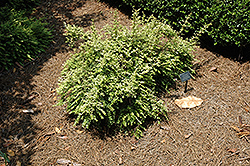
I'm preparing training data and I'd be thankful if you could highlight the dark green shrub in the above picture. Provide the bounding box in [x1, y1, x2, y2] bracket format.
[207, 0, 250, 47]
[121, 0, 250, 48]
[0, 9, 52, 70]
[0, 0, 39, 13]
[57, 11, 194, 138]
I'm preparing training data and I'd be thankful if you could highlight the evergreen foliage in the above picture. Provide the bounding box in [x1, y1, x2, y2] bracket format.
[121, 0, 250, 48]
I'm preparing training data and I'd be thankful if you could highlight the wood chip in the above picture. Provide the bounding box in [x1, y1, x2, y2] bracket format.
[231, 126, 241, 132]
[160, 126, 170, 130]
[131, 146, 136, 151]
[56, 159, 71, 165]
[118, 157, 123, 165]
[22, 109, 34, 113]
[227, 148, 237, 153]
[244, 107, 249, 112]
[209, 67, 217, 72]
[55, 127, 61, 133]
[184, 133, 192, 139]
[161, 139, 166, 143]
[239, 116, 243, 127]
[236, 131, 250, 138]
[57, 135, 68, 139]
[238, 157, 250, 161]
[76, 130, 84, 134]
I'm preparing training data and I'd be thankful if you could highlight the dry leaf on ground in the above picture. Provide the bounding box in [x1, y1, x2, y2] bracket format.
[174, 96, 203, 108]
[7, 150, 15, 157]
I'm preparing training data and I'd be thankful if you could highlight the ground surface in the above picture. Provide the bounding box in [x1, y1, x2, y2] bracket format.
[0, 0, 250, 165]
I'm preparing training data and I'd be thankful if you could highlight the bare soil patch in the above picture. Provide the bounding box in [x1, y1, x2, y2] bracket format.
[1, 0, 250, 165]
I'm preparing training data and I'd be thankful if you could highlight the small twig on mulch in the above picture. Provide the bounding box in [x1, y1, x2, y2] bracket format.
[240, 97, 250, 113]
[238, 156, 250, 161]
[231, 116, 250, 142]
[218, 151, 240, 166]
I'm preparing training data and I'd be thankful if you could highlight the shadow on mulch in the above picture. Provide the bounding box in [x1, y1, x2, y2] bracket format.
[0, 0, 108, 165]
[98, 0, 133, 16]
[200, 36, 250, 63]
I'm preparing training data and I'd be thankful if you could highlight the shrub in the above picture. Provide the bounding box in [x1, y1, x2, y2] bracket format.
[120, 0, 250, 48]
[0, 9, 52, 70]
[0, 0, 39, 14]
[207, 0, 250, 47]
[57, 11, 194, 138]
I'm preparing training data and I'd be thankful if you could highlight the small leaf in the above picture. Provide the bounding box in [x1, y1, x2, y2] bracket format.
[7, 150, 15, 157]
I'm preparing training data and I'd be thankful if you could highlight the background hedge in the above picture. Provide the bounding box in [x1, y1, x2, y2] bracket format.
[121, 0, 250, 49]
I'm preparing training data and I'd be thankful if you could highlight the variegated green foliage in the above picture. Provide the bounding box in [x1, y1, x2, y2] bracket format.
[57, 11, 194, 138]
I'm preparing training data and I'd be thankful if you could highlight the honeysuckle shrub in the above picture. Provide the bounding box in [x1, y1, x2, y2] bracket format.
[120, 0, 250, 48]
[57, 11, 194, 138]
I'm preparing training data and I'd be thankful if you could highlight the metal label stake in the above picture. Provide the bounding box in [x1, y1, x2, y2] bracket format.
[179, 71, 192, 93]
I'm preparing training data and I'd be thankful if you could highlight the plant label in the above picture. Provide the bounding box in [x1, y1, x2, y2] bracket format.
[179, 71, 191, 82]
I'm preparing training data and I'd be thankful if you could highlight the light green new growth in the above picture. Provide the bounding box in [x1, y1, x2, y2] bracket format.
[57, 10, 194, 138]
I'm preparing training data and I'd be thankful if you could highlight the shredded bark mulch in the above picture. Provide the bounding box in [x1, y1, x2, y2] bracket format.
[1, 0, 250, 165]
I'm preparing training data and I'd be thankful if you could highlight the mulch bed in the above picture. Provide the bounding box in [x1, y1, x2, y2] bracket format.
[1, 0, 250, 165]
